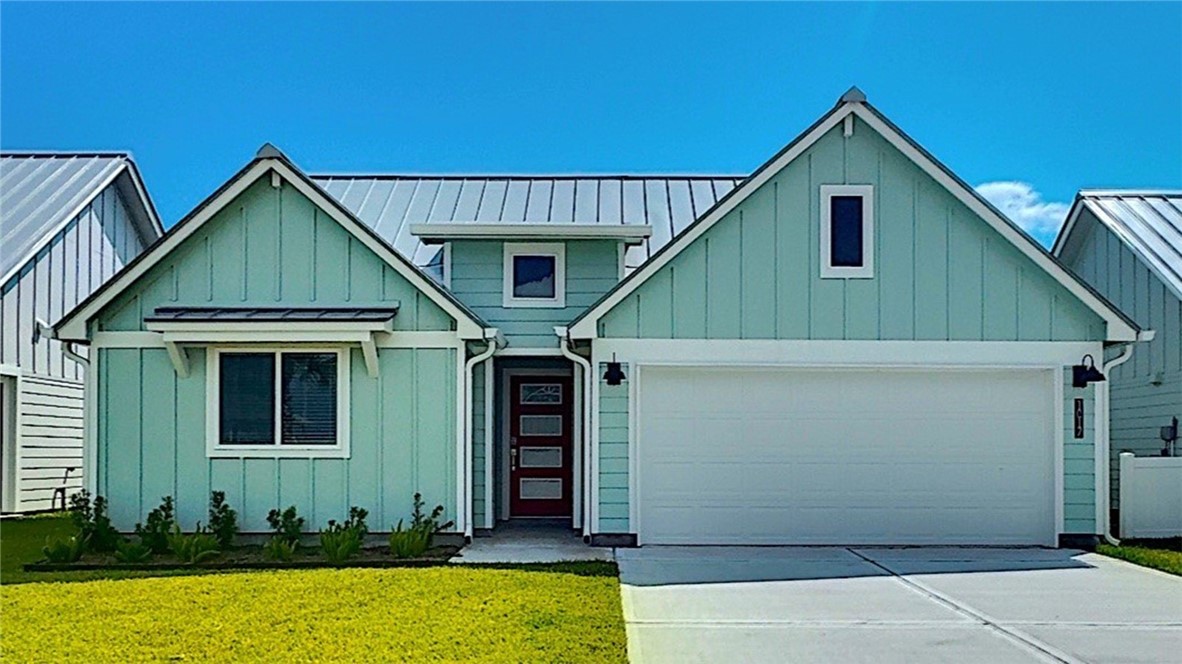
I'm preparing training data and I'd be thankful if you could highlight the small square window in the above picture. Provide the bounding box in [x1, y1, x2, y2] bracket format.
[503, 242, 565, 307]
[820, 185, 874, 278]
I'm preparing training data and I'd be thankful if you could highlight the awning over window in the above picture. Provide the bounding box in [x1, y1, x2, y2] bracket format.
[143, 306, 400, 378]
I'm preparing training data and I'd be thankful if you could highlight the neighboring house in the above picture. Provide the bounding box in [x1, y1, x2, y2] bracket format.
[51, 89, 1148, 548]
[1, 153, 162, 512]
[1053, 191, 1181, 525]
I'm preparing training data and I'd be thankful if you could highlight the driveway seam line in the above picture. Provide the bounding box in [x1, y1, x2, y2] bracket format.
[847, 548, 1084, 664]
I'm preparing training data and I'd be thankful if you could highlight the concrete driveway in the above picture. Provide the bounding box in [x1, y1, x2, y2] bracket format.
[617, 546, 1182, 664]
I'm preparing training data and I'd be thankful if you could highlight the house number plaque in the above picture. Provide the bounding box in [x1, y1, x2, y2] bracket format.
[1073, 398, 1085, 440]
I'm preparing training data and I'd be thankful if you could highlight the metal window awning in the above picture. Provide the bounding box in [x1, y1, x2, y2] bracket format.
[143, 306, 400, 378]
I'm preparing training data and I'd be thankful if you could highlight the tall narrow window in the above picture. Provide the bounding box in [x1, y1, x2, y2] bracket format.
[820, 185, 875, 278]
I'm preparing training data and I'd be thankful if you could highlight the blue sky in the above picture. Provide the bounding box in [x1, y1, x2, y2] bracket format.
[3, 2, 1180, 246]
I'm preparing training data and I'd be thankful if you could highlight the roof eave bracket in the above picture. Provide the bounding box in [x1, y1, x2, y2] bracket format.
[164, 340, 190, 378]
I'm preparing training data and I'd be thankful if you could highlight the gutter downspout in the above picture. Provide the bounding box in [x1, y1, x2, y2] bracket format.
[556, 326, 593, 542]
[1098, 334, 1150, 546]
[463, 329, 501, 542]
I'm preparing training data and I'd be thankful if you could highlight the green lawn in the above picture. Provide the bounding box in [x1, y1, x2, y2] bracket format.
[1098, 541, 1182, 576]
[1, 514, 628, 662]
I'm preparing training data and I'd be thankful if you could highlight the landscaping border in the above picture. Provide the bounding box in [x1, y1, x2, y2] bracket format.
[23, 545, 461, 573]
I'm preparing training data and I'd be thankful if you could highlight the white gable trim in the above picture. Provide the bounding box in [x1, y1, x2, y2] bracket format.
[54, 159, 485, 341]
[568, 102, 1138, 342]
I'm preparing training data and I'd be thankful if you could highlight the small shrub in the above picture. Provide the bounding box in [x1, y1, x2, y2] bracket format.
[388, 493, 451, 559]
[262, 535, 298, 562]
[42, 534, 88, 563]
[319, 524, 362, 563]
[68, 490, 121, 552]
[266, 505, 305, 545]
[135, 496, 176, 554]
[166, 524, 220, 564]
[114, 539, 153, 563]
[207, 491, 239, 548]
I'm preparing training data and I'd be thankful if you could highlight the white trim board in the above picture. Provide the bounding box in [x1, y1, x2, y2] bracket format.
[91, 330, 465, 349]
[53, 157, 487, 341]
[411, 223, 652, 243]
[568, 99, 1139, 342]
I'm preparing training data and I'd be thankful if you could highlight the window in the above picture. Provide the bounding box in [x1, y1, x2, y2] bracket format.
[820, 185, 874, 278]
[207, 348, 349, 458]
[503, 242, 565, 307]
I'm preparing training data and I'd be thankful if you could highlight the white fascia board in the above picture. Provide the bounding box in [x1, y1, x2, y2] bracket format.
[1051, 198, 1087, 258]
[849, 105, 1139, 342]
[0, 161, 128, 287]
[410, 223, 652, 244]
[566, 104, 852, 339]
[55, 158, 486, 342]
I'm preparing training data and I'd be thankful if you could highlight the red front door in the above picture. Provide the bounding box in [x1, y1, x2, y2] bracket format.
[509, 375, 573, 517]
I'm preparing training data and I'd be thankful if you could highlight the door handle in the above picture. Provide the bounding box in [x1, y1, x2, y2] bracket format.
[510, 448, 517, 472]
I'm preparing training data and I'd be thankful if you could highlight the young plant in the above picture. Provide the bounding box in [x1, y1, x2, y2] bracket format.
[207, 491, 239, 549]
[388, 493, 451, 559]
[166, 524, 220, 564]
[68, 490, 121, 552]
[266, 505, 305, 546]
[317, 506, 369, 563]
[114, 539, 154, 563]
[262, 536, 297, 562]
[42, 534, 88, 563]
[135, 496, 176, 554]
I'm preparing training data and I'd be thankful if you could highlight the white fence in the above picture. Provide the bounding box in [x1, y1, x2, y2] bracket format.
[1119, 453, 1182, 539]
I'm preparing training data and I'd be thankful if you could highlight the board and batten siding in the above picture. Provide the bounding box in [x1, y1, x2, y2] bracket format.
[597, 363, 629, 533]
[96, 347, 457, 532]
[1064, 372, 1097, 533]
[598, 118, 1106, 342]
[1, 183, 149, 511]
[89, 177, 465, 531]
[1059, 208, 1182, 507]
[99, 178, 454, 333]
[449, 239, 619, 348]
[471, 361, 487, 527]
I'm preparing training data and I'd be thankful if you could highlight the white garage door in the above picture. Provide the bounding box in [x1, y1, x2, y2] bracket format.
[637, 367, 1056, 545]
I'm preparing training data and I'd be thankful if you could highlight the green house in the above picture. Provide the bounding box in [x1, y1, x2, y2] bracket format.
[52, 90, 1147, 547]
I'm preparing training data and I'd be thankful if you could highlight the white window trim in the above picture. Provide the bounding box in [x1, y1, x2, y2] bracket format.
[820, 184, 875, 279]
[205, 346, 351, 459]
[503, 242, 566, 308]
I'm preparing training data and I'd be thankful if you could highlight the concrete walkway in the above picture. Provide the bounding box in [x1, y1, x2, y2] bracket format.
[617, 546, 1182, 664]
[451, 521, 613, 564]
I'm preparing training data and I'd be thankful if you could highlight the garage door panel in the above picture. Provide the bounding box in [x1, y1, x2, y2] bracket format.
[636, 367, 1056, 545]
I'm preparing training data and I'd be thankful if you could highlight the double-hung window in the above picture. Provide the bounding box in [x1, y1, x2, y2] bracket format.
[503, 242, 565, 308]
[208, 348, 350, 458]
[820, 185, 875, 279]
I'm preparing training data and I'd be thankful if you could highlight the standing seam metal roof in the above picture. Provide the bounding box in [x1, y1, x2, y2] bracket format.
[311, 175, 744, 272]
[1078, 191, 1182, 301]
[0, 153, 134, 281]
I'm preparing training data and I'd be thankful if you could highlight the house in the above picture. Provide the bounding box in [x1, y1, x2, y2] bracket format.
[1053, 192, 1181, 527]
[50, 89, 1149, 547]
[1, 152, 162, 513]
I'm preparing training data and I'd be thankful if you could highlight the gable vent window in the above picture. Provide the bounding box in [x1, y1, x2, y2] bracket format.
[209, 348, 349, 458]
[503, 242, 566, 308]
[820, 185, 875, 279]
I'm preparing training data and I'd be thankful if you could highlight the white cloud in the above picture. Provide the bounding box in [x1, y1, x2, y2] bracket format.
[975, 181, 1070, 246]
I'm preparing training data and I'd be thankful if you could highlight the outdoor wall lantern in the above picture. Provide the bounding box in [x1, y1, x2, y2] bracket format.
[603, 354, 627, 386]
[1072, 354, 1106, 388]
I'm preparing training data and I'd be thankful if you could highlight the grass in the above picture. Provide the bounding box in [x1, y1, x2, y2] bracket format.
[1098, 540, 1182, 576]
[1, 514, 628, 662]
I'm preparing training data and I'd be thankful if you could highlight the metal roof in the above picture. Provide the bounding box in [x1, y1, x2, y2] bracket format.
[1077, 191, 1182, 301]
[311, 175, 744, 272]
[145, 306, 400, 323]
[1, 152, 162, 283]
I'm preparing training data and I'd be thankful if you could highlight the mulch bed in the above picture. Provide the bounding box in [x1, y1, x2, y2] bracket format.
[23, 544, 460, 572]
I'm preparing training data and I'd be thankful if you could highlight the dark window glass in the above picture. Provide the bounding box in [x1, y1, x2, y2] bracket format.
[830, 196, 864, 268]
[513, 255, 556, 298]
[281, 353, 337, 445]
[219, 353, 275, 445]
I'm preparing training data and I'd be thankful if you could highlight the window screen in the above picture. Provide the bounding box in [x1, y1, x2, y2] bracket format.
[219, 353, 275, 445]
[512, 255, 556, 298]
[829, 196, 864, 268]
[281, 353, 337, 445]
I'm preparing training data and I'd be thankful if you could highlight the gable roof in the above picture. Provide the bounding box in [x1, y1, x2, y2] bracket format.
[0, 152, 163, 285]
[314, 175, 743, 273]
[1053, 191, 1182, 302]
[53, 147, 489, 341]
[566, 88, 1141, 342]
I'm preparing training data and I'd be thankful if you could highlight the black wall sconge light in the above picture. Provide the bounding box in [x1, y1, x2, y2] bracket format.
[603, 354, 627, 386]
[1072, 354, 1106, 388]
